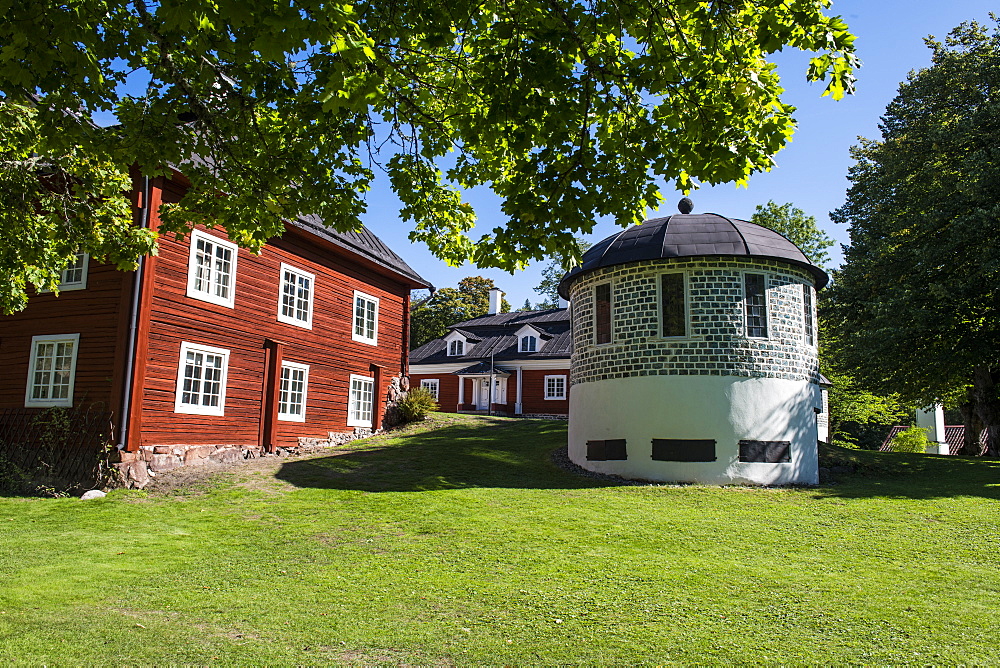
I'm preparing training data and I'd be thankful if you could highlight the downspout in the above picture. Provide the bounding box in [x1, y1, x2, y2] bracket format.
[116, 176, 151, 450]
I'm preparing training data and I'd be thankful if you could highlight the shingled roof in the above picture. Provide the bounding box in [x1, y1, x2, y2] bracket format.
[409, 308, 571, 365]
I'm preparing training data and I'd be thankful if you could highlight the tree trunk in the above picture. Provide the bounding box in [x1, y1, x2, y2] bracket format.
[959, 395, 985, 456]
[971, 365, 1000, 458]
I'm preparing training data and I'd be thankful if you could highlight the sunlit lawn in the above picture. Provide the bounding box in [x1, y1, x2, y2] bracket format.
[1, 413, 998, 664]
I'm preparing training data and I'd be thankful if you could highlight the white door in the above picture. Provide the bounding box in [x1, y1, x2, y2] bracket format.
[477, 378, 490, 409]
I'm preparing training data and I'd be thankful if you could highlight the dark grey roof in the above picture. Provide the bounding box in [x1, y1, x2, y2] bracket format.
[450, 308, 571, 329]
[558, 213, 828, 298]
[291, 214, 430, 288]
[454, 362, 512, 376]
[409, 308, 572, 365]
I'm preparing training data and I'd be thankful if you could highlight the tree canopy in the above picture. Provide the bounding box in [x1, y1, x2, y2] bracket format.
[829, 20, 1000, 455]
[0, 0, 857, 313]
[748, 200, 834, 269]
[410, 276, 510, 348]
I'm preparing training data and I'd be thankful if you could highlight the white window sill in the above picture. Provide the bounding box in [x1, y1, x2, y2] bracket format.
[174, 404, 225, 417]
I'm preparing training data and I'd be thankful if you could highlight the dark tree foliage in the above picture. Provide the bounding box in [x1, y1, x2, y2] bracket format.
[749, 200, 834, 269]
[830, 20, 1000, 456]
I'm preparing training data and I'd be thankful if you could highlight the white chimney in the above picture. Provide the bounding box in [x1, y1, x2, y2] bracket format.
[488, 288, 503, 315]
[915, 404, 948, 455]
[558, 297, 569, 309]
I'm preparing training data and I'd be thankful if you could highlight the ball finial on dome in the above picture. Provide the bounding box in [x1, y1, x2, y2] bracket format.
[678, 197, 694, 214]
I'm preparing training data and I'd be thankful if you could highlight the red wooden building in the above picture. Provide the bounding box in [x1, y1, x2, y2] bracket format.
[409, 290, 571, 418]
[0, 171, 429, 478]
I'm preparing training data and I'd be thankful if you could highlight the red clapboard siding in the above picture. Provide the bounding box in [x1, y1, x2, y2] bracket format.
[519, 369, 569, 416]
[0, 260, 131, 413]
[409, 369, 569, 416]
[134, 178, 413, 448]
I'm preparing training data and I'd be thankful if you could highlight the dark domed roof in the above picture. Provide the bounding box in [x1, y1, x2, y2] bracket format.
[558, 212, 829, 298]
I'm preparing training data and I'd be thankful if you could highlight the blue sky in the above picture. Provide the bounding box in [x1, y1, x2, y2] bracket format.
[96, 2, 997, 305]
[361, 0, 996, 305]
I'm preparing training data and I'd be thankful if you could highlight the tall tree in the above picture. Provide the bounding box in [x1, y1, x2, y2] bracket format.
[534, 238, 593, 308]
[830, 20, 1000, 456]
[749, 200, 835, 268]
[0, 0, 857, 313]
[410, 276, 510, 348]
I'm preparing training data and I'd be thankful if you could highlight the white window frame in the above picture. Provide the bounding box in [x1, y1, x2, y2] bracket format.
[347, 374, 375, 428]
[277, 361, 310, 422]
[520, 335, 538, 352]
[544, 374, 567, 400]
[594, 281, 613, 345]
[59, 253, 89, 291]
[352, 290, 379, 345]
[658, 271, 690, 339]
[742, 271, 769, 339]
[174, 341, 230, 416]
[186, 229, 239, 309]
[803, 283, 816, 347]
[24, 333, 80, 408]
[277, 263, 315, 329]
[448, 339, 464, 356]
[420, 379, 440, 400]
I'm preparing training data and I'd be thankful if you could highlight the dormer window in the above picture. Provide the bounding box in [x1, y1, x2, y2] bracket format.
[449, 339, 464, 356]
[515, 324, 546, 353]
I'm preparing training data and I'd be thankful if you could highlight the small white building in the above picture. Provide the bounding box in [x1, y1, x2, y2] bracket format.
[558, 200, 829, 485]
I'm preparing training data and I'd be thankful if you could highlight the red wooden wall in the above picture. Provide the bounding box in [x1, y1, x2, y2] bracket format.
[409, 368, 569, 416]
[131, 177, 414, 448]
[0, 260, 132, 416]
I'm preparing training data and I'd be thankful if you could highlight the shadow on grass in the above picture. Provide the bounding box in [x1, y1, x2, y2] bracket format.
[814, 442, 1000, 501]
[274, 418, 610, 492]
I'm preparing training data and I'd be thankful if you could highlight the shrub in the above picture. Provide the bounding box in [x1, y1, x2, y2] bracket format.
[891, 426, 929, 453]
[398, 387, 438, 422]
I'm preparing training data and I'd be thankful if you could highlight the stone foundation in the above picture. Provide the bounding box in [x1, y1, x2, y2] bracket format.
[110, 428, 381, 489]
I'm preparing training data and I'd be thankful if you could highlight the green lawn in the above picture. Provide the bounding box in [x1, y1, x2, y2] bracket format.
[1, 414, 999, 665]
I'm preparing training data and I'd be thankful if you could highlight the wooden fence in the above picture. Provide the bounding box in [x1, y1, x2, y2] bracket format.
[0, 408, 113, 488]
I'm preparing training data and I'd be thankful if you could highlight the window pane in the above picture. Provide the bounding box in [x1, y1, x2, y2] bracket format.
[595, 283, 612, 344]
[803, 284, 814, 345]
[661, 274, 686, 337]
[744, 274, 767, 338]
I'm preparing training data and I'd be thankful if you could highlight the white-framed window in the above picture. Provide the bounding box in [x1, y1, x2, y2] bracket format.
[278, 361, 309, 422]
[448, 339, 464, 356]
[594, 282, 612, 344]
[59, 253, 89, 291]
[659, 272, 687, 338]
[174, 342, 230, 416]
[743, 273, 768, 338]
[348, 374, 375, 428]
[544, 375, 567, 400]
[420, 379, 440, 400]
[277, 263, 314, 329]
[24, 333, 80, 408]
[520, 335, 537, 352]
[352, 291, 379, 345]
[803, 283, 815, 346]
[186, 230, 238, 308]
